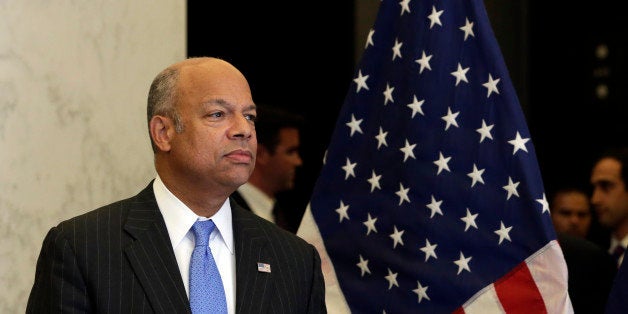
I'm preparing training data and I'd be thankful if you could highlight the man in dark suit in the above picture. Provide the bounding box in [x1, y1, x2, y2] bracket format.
[590, 147, 628, 268]
[27, 57, 326, 313]
[606, 249, 628, 313]
[231, 105, 304, 233]
[557, 232, 616, 314]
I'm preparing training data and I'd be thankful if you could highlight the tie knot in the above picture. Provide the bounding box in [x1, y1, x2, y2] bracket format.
[192, 220, 216, 248]
[613, 245, 625, 258]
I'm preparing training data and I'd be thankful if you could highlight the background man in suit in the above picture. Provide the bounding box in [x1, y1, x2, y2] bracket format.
[590, 147, 628, 268]
[556, 232, 616, 314]
[605, 249, 628, 313]
[550, 187, 592, 238]
[27, 57, 326, 313]
[231, 105, 304, 233]
[550, 187, 616, 313]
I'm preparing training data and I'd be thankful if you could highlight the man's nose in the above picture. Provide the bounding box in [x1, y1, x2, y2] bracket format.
[229, 115, 253, 139]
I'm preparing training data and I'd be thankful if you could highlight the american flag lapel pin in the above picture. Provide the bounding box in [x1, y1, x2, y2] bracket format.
[257, 262, 271, 273]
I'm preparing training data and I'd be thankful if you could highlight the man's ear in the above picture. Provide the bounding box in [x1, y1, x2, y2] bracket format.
[150, 115, 174, 152]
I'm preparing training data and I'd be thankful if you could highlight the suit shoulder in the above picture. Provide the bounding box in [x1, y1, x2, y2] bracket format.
[56, 183, 154, 230]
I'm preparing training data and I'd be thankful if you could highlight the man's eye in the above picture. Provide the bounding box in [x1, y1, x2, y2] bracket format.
[246, 114, 257, 121]
[209, 112, 224, 118]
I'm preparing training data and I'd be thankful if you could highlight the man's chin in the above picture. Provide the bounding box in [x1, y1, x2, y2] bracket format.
[233, 174, 252, 187]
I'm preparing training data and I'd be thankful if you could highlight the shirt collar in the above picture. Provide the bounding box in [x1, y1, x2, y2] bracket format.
[153, 175, 234, 254]
[237, 182, 274, 214]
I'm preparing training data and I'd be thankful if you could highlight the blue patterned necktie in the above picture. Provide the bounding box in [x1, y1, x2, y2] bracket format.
[189, 220, 228, 313]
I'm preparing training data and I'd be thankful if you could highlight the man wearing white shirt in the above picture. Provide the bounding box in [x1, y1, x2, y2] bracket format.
[27, 57, 325, 314]
[590, 147, 628, 268]
[232, 105, 304, 233]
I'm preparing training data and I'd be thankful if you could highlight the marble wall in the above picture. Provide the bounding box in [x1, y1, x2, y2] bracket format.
[0, 1, 185, 312]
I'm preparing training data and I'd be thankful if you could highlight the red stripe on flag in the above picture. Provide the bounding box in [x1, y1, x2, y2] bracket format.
[494, 262, 547, 314]
[452, 307, 465, 314]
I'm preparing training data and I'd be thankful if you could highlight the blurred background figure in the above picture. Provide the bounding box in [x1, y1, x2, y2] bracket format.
[556, 232, 617, 314]
[231, 105, 304, 233]
[550, 187, 617, 313]
[590, 146, 628, 268]
[550, 187, 592, 238]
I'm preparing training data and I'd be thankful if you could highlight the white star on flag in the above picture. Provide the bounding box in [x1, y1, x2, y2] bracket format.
[395, 183, 410, 205]
[536, 194, 550, 213]
[413, 281, 430, 303]
[399, 0, 411, 15]
[482, 74, 501, 97]
[494, 221, 513, 244]
[357, 255, 371, 276]
[426, 195, 443, 218]
[407, 95, 425, 118]
[503, 176, 520, 200]
[385, 268, 399, 289]
[451, 63, 470, 86]
[365, 29, 375, 48]
[433, 151, 451, 175]
[460, 208, 479, 231]
[335, 200, 350, 222]
[346, 114, 364, 136]
[415, 50, 433, 74]
[383, 83, 395, 105]
[342, 158, 357, 180]
[427, 5, 443, 29]
[353, 70, 369, 93]
[476, 119, 494, 143]
[375, 127, 388, 149]
[441, 107, 460, 130]
[363, 213, 378, 235]
[389, 226, 405, 248]
[508, 131, 530, 155]
[459, 18, 475, 41]
[467, 164, 485, 187]
[400, 139, 417, 162]
[392, 38, 403, 60]
[367, 170, 382, 192]
[454, 252, 472, 275]
[420, 239, 438, 261]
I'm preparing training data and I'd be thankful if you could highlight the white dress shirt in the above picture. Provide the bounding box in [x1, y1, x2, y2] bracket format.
[609, 234, 628, 267]
[236, 182, 276, 223]
[153, 176, 236, 314]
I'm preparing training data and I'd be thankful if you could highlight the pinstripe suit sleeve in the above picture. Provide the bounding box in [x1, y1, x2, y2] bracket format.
[27, 225, 92, 313]
[307, 242, 326, 314]
[26, 183, 190, 314]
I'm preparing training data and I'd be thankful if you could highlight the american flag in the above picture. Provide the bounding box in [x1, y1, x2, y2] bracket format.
[298, 0, 573, 313]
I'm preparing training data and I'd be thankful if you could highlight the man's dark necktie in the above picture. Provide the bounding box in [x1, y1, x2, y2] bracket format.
[612, 245, 625, 268]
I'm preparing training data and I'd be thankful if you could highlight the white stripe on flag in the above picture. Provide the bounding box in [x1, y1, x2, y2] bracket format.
[463, 284, 504, 314]
[297, 204, 350, 314]
[460, 240, 573, 314]
[526, 240, 573, 314]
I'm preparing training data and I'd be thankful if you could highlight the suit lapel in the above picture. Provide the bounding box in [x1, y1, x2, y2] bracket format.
[230, 190, 252, 212]
[123, 184, 190, 314]
[231, 200, 274, 313]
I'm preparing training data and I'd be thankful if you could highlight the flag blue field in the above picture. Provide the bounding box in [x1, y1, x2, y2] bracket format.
[298, 0, 573, 313]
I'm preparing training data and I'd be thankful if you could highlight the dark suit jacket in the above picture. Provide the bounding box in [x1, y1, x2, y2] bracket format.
[605, 249, 628, 314]
[27, 182, 326, 313]
[558, 233, 616, 314]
